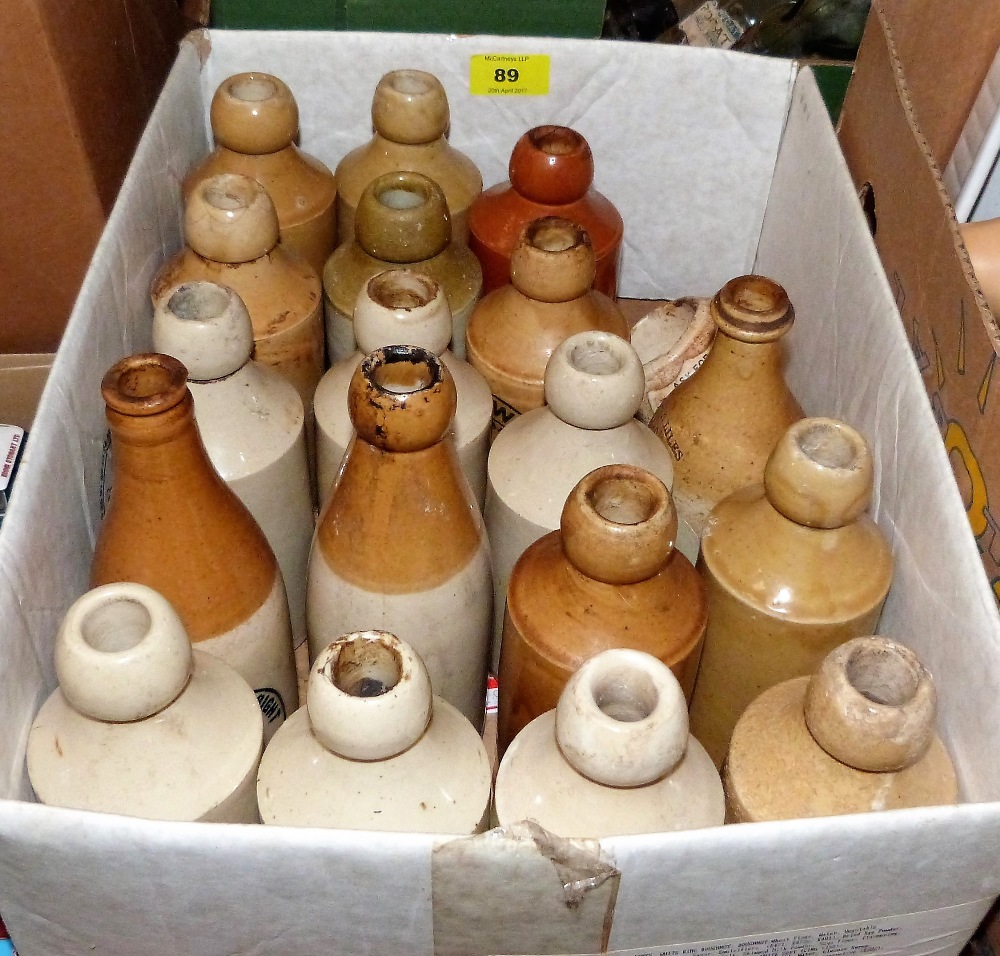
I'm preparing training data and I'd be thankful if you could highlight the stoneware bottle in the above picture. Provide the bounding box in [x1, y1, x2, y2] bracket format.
[27, 583, 263, 823]
[485, 330, 681, 669]
[91, 352, 298, 742]
[465, 216, 629, 439]
[469, 125, 624, 298]
[258, 630, 492, 833]
[307, 345, 492, 731]
[153, 280, 314, 647]
[493, 649, 724, 838]
[151, 171, 325, 417]
[960, 218, 1000, 316]
[724, 637, 959, 822]
[323, 170, 483, 364]
[497, 464, 707, 756]
[183, 71, 337, 276]
[689, 417, 895, 768]
[314, 268, 492, 509]
[335, 69, 482, 246]
[649, 274, 805, 537]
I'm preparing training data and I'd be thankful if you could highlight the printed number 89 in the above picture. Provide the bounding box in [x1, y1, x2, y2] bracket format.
[494, 68, 520, 83]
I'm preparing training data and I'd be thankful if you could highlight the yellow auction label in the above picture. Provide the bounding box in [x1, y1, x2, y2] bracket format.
[470, 54, 550, 96]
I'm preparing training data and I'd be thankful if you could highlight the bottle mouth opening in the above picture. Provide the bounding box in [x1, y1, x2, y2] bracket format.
[228, 75, 277, 103]
[846, 644, 920, 707]
[377, 186, 427, 211]
[365, 346, 441, 396]
[331, 637, 403, 698]
[591, 668, 658, 723]
[388, 69, 435, 96]
[203, 179, 254, 212]
[167, 282, 230, 323]
[529, 125, 585, 156]
[81, 597, 151, 653]
[568, 340, 623, 376]
[796, 421, 858, 470]
[589, 475, 658, 526]
[368, 271, 437, 311]
[526, 217, 583, 252]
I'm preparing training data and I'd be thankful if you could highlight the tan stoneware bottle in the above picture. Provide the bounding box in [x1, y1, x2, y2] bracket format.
[649, 274, 805, 537]
[151, 171, 325, 419]
[91, 352, 299, 742]
[307, 345, 492, 731]
[498, 464, 708, 757]
[27, 582, 263, 823]
[724, 637, 959, 822]
[493, 649, 724, 837]
[485, 330, 681, 670]
[335, 69, 482, 246]
[469, 125, 624, 297]
[689, 416, 895, 768]
[153, 281, 314, 647]
[183, 71, 337, 276]
[323, 170, 483, 364]
[258, 630, 492, 833]
[961, 218, 1000, 315]
[465, 216, 629, 439]
[314, 268, 492, 509]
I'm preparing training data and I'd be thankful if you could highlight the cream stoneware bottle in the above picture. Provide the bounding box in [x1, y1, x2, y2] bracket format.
[151, 171, 325, 419]
[258, 630, 492, 833]
[335, 69, 482, 245]
[323, 170, 483, 364]
[183, 71, 337, 276]
[153, 280, 314, 647]
[307, 345, 492, 730]
[724, 637, 959, 822]
[690, 417, 895, 768]
[493, 648, 724, 838]
[91, 353, 298, 742]
[27, 583, 263, 823]
[314, 268, 492, 509]
[485, 330, 683, 670]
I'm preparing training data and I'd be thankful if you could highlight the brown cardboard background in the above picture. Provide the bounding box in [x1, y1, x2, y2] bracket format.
[0, 0, 182, 354]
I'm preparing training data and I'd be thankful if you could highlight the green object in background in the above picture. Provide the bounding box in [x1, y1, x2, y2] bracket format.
[211, 0, 606, 36]
[812, 62, 853, 123]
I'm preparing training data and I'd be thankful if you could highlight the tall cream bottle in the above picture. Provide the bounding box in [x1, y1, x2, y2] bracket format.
[314, 268, 492, 508]
[307, 345, 492, 730]
[153, 280, 314, 646]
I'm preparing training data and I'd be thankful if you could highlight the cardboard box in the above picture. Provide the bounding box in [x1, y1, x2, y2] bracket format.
[2, 29, 1000, 956]
[838, 0, 1000, 600]
[0, 0, 183, 353]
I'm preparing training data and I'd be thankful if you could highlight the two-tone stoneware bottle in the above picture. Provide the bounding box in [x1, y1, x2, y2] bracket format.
[151, 172, 325, 417]
[724, 637, 958, 821]
[469, 125, 624, 297]
[153, 280, 314, 646]
[465, 216, 629, 439]
[314, 268, 492, 508]
[649, 274, 804, 537]
[307, 346, 492, 730]
[28, 583, 263, 822]
[335, 69, 482, 245]
[183, 71, 337, 275]
[92, 353, 298, 741]
[485, 330, 679, 667]
[498, 464, 707, 756]
[323, 171, 483, 363]
[689, 417, 895, 768]
[258, 630, 492, 833]
[494, 649, 724, 838]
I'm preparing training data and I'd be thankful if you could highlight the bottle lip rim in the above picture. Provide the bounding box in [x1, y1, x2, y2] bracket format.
[101, 353, 189, 417]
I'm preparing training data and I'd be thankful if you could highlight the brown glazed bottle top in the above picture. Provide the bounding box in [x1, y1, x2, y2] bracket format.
[510, 217, 596, 303]
[102, 352, 189, 420]
[348, 345, 458, 453]
[210, 72, 298, 154]
[561, 465, 678, 586]
[713, 274, 794, 343]
[185, 172, 279, 263]
[804, 637, 937, 772]
[372, 69, 449, 145]
[764, 418, 875, 529]
[356, 171, 451, 263]
[509, 126, 594, 206]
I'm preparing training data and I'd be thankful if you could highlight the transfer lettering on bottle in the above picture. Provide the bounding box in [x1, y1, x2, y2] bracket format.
[491, 395, 521, 441]
[255, 687, 287, 728]
[678, 1, 744, 48]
